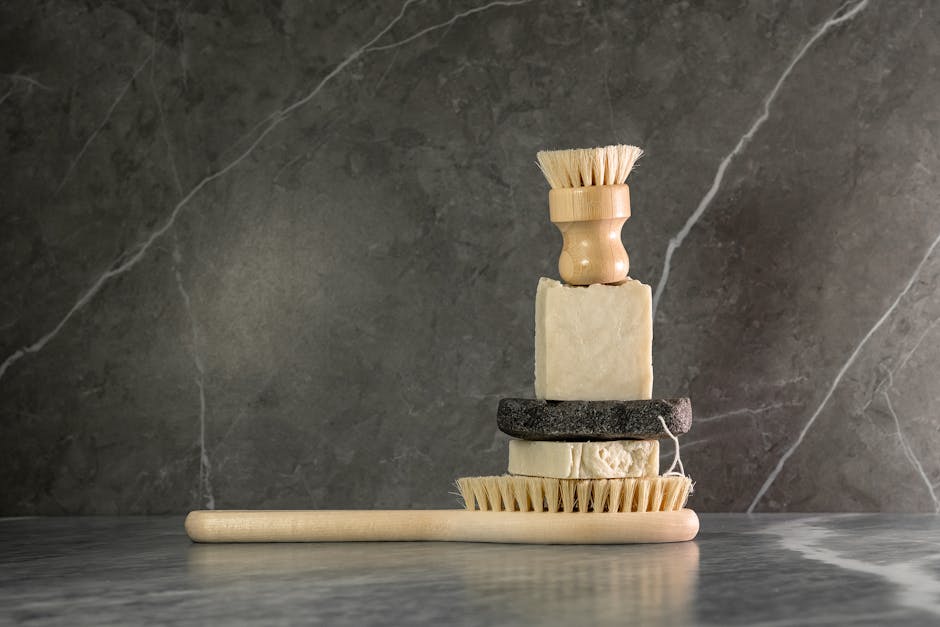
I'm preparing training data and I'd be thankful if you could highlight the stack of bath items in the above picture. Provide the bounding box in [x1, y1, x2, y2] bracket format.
[457, 145, 694, 513]
[186, 144, 698, 545]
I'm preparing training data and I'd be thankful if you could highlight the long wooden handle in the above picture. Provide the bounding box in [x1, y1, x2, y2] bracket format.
[185, 509, 698, 544]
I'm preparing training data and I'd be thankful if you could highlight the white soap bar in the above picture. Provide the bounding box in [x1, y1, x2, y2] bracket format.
[508, 439, 659, 479]
[535, 277, 653, 401]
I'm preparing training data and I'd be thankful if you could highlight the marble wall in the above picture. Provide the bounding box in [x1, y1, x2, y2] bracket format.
[2, 0, 938, 514]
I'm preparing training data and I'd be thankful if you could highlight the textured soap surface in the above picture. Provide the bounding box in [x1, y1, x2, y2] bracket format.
[507, 439, 659, 479]
[534, 277, 653, 401]
[497, 398, 692, 441]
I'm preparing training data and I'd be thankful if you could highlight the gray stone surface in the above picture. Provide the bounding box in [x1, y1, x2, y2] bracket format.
[2, 515, 940, 625]
[497, 397, 692, 440]
[2, 1, 940, 514]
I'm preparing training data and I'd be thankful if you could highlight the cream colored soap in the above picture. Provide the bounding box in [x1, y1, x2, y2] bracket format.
[507, 439, 659, 479]
[534, 277, 653, 401]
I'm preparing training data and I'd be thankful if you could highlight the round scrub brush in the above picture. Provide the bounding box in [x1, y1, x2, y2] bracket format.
[537, 145, 643, 285]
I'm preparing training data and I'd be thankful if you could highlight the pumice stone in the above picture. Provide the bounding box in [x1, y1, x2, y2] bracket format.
[497, 397, 692, 441]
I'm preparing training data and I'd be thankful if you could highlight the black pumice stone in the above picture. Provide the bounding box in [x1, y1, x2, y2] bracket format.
[497, 398, 692, 441]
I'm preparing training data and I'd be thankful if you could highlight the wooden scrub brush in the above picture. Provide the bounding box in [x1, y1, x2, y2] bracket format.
[187, 471, 696, 544]
[537, 144, 643, 285]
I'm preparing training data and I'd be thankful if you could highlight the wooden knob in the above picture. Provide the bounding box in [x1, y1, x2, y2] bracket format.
[549, 184, 631, 285]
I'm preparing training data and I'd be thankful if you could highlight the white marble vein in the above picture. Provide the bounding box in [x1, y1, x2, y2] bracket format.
[862, 313, 940, 411]
[367, 0, 531, 52]
[373, 48, 402, 93]
[659, 437, 709, 462]
[150, 23, 183, 196]
[4, 73, 53, 92]
[226, 0, 524, 157]
[889, 315, 940, 383]
[173, 239, 214, 510]
[0, 0, 527, 385]
[697, 401, 793, 423]
[54, 53, 153, 196]
[749, 224, 940, 512]
[1, 73, 53, 105]
[765, 518, 940, 616]
[883, 380, 940, 512]
[651, 0, 870, 318]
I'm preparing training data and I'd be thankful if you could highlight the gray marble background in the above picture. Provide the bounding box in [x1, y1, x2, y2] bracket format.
[1, 0, 938, 515]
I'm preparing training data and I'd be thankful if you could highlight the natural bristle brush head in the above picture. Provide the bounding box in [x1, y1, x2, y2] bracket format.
[536, 144, 643, 189]
[456, 475, 692, 513]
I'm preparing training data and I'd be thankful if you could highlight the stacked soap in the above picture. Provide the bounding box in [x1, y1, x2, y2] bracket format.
[534, 277, 654, 402]
[503, 279, 691, 492]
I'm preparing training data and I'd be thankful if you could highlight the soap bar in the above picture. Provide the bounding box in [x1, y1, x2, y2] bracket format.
[534, 277, 653, 401]
[497, 398, 692, 441]
[508, 439, 659, 479]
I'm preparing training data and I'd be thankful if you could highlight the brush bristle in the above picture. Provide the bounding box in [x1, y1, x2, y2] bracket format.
[456, 475, 692, 513]
[536, 144, 643, 189]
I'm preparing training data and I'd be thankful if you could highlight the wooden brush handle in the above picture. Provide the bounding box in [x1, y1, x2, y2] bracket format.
[185, 509, 698, 544]
[549, 184, 631, 285]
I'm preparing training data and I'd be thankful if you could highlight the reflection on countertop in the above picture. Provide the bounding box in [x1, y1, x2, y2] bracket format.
[188, 539, 699, 624]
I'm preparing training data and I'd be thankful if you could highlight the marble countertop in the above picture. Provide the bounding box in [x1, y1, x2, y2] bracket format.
[1, 514, 939, 626]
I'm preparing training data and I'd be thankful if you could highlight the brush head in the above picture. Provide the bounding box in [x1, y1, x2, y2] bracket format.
[456, 475, 692, 513]
[536, 144, 643, 189]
